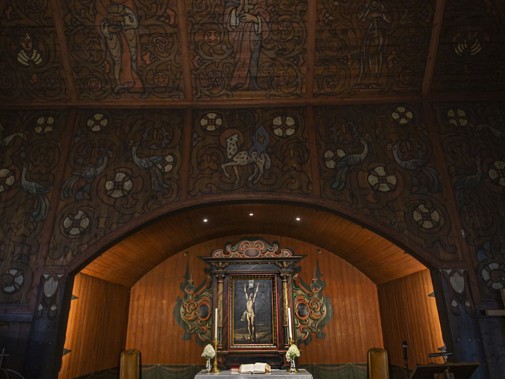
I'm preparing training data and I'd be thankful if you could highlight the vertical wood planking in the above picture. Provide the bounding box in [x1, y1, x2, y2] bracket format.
[66, 236, 438, 372]
[58, 274, 129, 379]
[127, 244, 210, 364]
[127, 236, 384, 364]
[378, 270, 444, 368]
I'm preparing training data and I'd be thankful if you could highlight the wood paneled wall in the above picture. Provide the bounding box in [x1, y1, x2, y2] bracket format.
[58, 274, 130, 379]
[126, 239, 209, 363]
[60, 237, 443, 377]
[378, 270, 444, 369]
[126, 235, 384, 364]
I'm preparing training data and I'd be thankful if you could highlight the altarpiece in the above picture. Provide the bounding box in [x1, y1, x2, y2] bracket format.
[201, 239, 303, 368]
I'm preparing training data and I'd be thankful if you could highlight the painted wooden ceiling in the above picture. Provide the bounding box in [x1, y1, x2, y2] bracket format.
[1, 0, 504, 106]
[2, 0, 504, 287]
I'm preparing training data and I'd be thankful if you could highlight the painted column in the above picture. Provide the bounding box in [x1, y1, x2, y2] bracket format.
[431, 269, 489, 379]
[281, 269, 291, 346]
[216, 273, 225, 347]
[23, 272, 74, 379]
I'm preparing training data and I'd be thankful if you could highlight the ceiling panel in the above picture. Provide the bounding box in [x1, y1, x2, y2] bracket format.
[3, 0, 503, 289]
[4, 0, 504, 106]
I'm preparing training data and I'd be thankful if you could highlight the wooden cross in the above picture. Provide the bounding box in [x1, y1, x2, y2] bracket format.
[485, 288, 505, 316]
[0, 347, 10, 368]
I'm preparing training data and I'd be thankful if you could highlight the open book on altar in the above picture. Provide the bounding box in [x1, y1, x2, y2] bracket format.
[238, 362, 271, 374]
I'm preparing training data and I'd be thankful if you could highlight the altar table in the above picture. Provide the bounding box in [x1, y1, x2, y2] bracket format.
[194, 368, 313, 379]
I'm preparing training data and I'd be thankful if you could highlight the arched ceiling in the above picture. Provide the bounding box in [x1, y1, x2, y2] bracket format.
[2, 2, 504, 288]
[81, 202, 427, 288]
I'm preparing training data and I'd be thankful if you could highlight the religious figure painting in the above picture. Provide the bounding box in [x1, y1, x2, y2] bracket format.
[224, 0, 270, 90]
[230, 276, 277, 349]
[95, 0, 143, 94]
[355, 0, 392, 89]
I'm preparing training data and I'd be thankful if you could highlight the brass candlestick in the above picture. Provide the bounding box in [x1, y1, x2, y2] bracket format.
[211, 338, 220, 373]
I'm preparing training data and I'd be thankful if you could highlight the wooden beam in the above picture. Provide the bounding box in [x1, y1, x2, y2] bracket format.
[177, 0, 193, 101]
[422, 0, 447, 96]
[304, 0, 317, 99]
[49, 0, 78, 102]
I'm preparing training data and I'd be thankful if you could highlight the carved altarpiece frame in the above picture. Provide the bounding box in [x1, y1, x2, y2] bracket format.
[201, 238, 303, 368]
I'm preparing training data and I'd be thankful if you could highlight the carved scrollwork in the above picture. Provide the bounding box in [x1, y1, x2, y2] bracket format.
[292, 262, 333, 345]
[211, 238, 293, 259]
[174, 265, 213, 345]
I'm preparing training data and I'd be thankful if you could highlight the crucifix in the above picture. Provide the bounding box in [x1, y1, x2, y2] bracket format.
[0, 347, 10, 368]
[484, 288, 505, 316]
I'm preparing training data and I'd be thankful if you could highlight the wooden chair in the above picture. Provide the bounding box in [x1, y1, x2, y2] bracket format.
[367, 347, 390, 379]
[119, 349, 140, 379]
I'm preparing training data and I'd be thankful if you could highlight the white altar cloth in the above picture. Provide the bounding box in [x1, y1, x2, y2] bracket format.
[195, 368, 313, 379]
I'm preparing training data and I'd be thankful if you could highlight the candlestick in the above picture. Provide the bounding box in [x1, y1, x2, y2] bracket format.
[211, 338, 220, 373]
[214, 307, 218, 339]
[287, 307, 293, 340]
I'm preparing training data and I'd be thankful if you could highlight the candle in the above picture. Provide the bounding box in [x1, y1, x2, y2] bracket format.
[214, 308, 218, 339]
[287, 308, 293, 340]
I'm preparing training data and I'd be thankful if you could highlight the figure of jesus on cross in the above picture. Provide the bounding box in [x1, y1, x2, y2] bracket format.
[243, 282, 260, 341]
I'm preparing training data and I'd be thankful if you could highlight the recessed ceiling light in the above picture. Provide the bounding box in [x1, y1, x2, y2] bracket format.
[249, 213, 254, 216]
[295, 217, 301, 222]
[203, 218, 208, 223]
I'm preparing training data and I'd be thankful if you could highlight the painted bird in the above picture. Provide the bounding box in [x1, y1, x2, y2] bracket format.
[130, 141, 168, 191]
[21, 164, 49, 222]
[62, 147, 112, 199]
[453, 155, 482, 208]
[0, 123, 25, 148]
[331, 127, 370, 190]
[389, 143, 441, 193]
